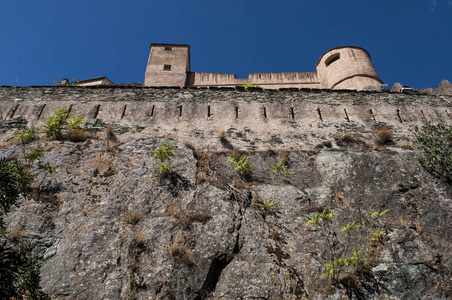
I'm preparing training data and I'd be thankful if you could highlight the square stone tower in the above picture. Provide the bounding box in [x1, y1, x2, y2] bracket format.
[144, 43, 190, 87]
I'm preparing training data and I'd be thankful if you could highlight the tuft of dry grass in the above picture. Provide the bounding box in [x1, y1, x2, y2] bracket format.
[218, 130, 227, 141]
[233, 177, 249, 189]
[316, 140, 333, 149]
[375, 126, 393, 145]
[334, 193, 350, 207]
[105, 125, 118, 152]
[398, 142, 413, 150]
[67, 129, 88, 142]
[168, 236, 192, 264]
[335, 134, 365, 147]
[91, 153, 115, 176]
[7, 225, 24, 240]
[105, 125, 117, 142]
[281, 151, 290, 164]
[305, 204, 326, 213]
[177, 210, 212, 230]
[132, 230, 147, 248]
[196, 171, 208, 183]
[124, 208, 143, 225]
[164, 200, 180, 217]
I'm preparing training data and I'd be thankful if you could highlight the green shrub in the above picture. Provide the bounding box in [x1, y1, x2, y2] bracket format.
[15, 126, 36, 144]
[43, 107, 85, 140]
[67, 116, 84, 129]
[0, 158, 49, 299]
[305, 208, 389, 284]
[228, 152, 256, 175]
[0, 243, 50, 300]
[43, 107, 70, 139]
[414, 118, 452, 182]
[150, 141, 178, 175]
[0, 158, 31, 230]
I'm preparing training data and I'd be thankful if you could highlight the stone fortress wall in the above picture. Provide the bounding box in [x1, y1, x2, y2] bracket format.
[1, 86, 451, 150]
[144, 44, 383, 91]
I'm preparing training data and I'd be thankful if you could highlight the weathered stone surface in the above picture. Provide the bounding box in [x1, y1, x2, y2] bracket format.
[391, 82, 403, 93]
[1, 87, 452, 299]
[1, 135, 451, 299]
[435, 79, 452, 95]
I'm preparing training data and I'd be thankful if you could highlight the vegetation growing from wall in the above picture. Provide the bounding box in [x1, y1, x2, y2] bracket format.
[268, 158, 295, 179]
[150, 141, 178, 175]
[228, 152, 255, 176]
[0, 158, 49, 299]
[414, 118, 452, 182]
[305, 208, 389, 291]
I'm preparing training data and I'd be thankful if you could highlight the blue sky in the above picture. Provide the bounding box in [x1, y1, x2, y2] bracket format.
[1, 0, 451, 89]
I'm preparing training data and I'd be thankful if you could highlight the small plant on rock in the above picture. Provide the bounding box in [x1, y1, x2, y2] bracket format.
[228, 152, 255, 176]
[15, 126, 36, 144]
[150, 141, 178, 175]
[255, 199, 279, 211]
[268, 158, 295, 179]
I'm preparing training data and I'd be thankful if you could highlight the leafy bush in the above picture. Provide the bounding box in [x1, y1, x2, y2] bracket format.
[15, 126, 36, 144]
[0, 158, 49, 299]
[0, 158, 31, 230]
[43, 107, 70, 139]
[67, 116, 84, 129]
[228, 152, 256, 175]
[42, 108, 85, 140]
[150, 141, 178, 175]
[305, 208, 389, 284]
[0, 243, 50, 300]
[414, 118, 452, 182]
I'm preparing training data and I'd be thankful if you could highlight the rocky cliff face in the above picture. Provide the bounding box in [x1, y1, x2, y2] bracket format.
[1, 87, 451, 299]
[1, 136, 451, 299]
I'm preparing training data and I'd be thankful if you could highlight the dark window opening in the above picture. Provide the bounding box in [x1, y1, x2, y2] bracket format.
[325, 53, 340, 67]
[164, 46, 173, 51]
[163, 64, 172, 71]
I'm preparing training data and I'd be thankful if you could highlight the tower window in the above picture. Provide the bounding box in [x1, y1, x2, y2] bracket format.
[325, 53, 340, 67]
[163, 64, 172, 71]
[164, 46, 173, 51]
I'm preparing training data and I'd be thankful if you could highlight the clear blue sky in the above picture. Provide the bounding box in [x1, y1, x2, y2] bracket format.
[1, 0, 451, 89]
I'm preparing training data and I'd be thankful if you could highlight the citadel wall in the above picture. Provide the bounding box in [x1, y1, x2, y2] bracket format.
[1, 86, 451, 150]
[188, 72, 320, 89]
[144, 44, 383, 91]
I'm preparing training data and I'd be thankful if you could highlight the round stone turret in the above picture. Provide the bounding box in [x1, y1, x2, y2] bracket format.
[316, 46, 383, 91]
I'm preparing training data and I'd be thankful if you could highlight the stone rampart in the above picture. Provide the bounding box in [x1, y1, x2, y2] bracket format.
[1, 86, 451, 150]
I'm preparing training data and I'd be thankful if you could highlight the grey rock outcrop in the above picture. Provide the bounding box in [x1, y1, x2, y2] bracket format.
[1, 135, 451, 299]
